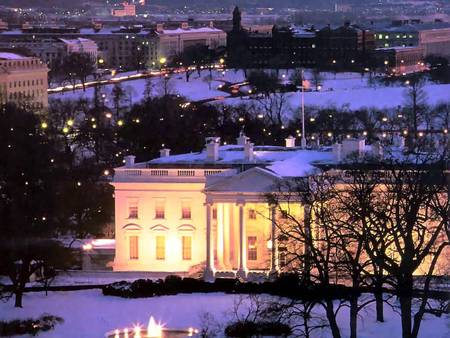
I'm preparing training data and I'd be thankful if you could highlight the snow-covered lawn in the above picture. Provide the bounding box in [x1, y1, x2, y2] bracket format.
[50, 69, 450, 115]
[1, 290, 449, 338]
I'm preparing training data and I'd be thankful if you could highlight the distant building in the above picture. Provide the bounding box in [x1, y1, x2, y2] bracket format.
[154, 22, 226, 65]
[0, 27, 153, 71]
[371, 21, 450, 59]
[59, 38, 98, 63]
[375, 46, 425, 75]
[0, 52, 48, 110]
[0, 36, 98, 68]
[227, 7, 374, 69]
[111, 2, 136, 17]
[0, 19, 8, 32]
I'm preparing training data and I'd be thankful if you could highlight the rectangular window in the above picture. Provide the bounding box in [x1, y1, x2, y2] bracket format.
[128, 200, 138, 219]
[182, 236, 192, 260]
[248, 236, 257, 261]
[212, 207, 217, 220]
[181, 200, 191, 219]
[155, 199, 165, 219]
[248, 209, 257, 220]
[156, 236, 165, 260]
[129, 236, 139, 260]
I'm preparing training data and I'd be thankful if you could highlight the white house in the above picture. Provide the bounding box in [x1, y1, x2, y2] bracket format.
[111, 133, 338, 279]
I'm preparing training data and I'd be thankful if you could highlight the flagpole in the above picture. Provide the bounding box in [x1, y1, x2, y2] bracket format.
[301, 69, 307, 149]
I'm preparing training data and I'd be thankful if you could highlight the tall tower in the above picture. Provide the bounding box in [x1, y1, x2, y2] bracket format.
[232, 6, 242, 32]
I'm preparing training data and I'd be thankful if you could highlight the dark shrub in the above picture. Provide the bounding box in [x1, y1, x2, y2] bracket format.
[0, 315, 63, 336]
[131, 279, 156, 298]
[225, 320, 291, 337]
[213, 278, 240, 293]
[102, 280, 132, 297]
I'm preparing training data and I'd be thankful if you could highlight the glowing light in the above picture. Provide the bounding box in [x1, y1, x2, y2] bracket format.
[63, 127, 69, 134]
[418, 132, 424, 137]
[147, 316, 163, 338]
[124, 328, 129, 338]
[363, 131, 367, 136]
[114, 329, 120, 338]
[82, 243, 93, 251]
[159, 57, 167, 64]
[41, 122, 48, 129]
[403, 130, 408, 135]
[118, 120, 124, 126]
[104, 170, 110, 176]
[105, 112, 112, 119]
[219, 58, 225, 64]
[134, 325, 142, 338]
[67, 119, 74, 126]
[327, 132, 333, 137]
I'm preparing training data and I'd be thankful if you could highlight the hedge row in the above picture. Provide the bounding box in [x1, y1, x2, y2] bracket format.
[102, 274, 357, 300]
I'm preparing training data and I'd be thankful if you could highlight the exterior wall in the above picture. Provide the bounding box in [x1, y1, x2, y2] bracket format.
[156, 29, 227, 63]
[419, 28, 450, 58]
[0, 32, 155, 71]
[113, 181, 207, 272]
[0, 57, 48, 110]
[373, 30, 418, 48]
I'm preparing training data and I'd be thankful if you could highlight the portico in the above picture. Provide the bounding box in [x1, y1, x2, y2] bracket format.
[204, 167, 282, 280]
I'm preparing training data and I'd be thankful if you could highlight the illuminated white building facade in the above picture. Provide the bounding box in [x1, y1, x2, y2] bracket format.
[112, 134, 333, 279]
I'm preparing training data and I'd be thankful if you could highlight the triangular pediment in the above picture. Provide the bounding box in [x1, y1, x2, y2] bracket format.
[205, 167, 281, 193]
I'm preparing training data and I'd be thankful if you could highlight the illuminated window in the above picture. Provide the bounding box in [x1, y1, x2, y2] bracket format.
[156, 235, 165, 260]
[128, 200, 138, 219]
[129, 236, 139, 260]
[248, 209, 257, 220]
[181, 199, 191, 219]
[182, 236, 192, 260]
[248, 236, 257, 261]
[155, 199, 165, 219]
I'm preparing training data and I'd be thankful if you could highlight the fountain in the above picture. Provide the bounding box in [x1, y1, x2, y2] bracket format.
[105, 316, 199, 338]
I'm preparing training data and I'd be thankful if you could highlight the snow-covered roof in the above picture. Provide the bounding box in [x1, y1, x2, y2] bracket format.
[126, 144, 336, 178]
[157, 27, 224, 35]
[0, 52, 27, 60]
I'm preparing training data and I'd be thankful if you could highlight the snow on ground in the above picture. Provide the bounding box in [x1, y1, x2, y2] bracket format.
[220, 82, 450, 117]
[50, 69, 450, 115]
[50, 69, 245, 104]
[0, 290, 449, 338]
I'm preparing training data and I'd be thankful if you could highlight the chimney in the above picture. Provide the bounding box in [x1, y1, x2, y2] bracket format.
[160, 148, 171, 158]
[285, 135, 296, 148]
[181, 22, 189, 29]
[332, 143, 342, 162]
[342, 138, 365, 159]
[124, 155, 136, 168]
[244, 142, 254, 162]
[206, 137, 220, 162]
[156, 23, 164, 33]
[236, 131, 249, 145]
[372, 141, 383, 159]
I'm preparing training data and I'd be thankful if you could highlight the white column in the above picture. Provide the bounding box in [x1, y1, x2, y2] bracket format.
[237, 202, 247, 278]
[223, 203, 231, 269]
[216, 203, 224, 269]
[204, 202, 215, 281]
[270, 206, 279, 274]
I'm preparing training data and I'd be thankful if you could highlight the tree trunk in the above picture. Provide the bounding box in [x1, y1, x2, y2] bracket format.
[14, 287, 23, 308]
[400, 295, 412, 338]
[350, 296, 358, 338]
[375, 290, 384, 322]
[325, 299, 341, 338]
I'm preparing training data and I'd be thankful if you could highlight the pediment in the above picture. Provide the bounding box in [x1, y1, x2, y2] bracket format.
[122, 223, 142, 231]
[177, 224, 196, 232]
[205, 167, 280, 193]
[150, 224, 169, 232]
